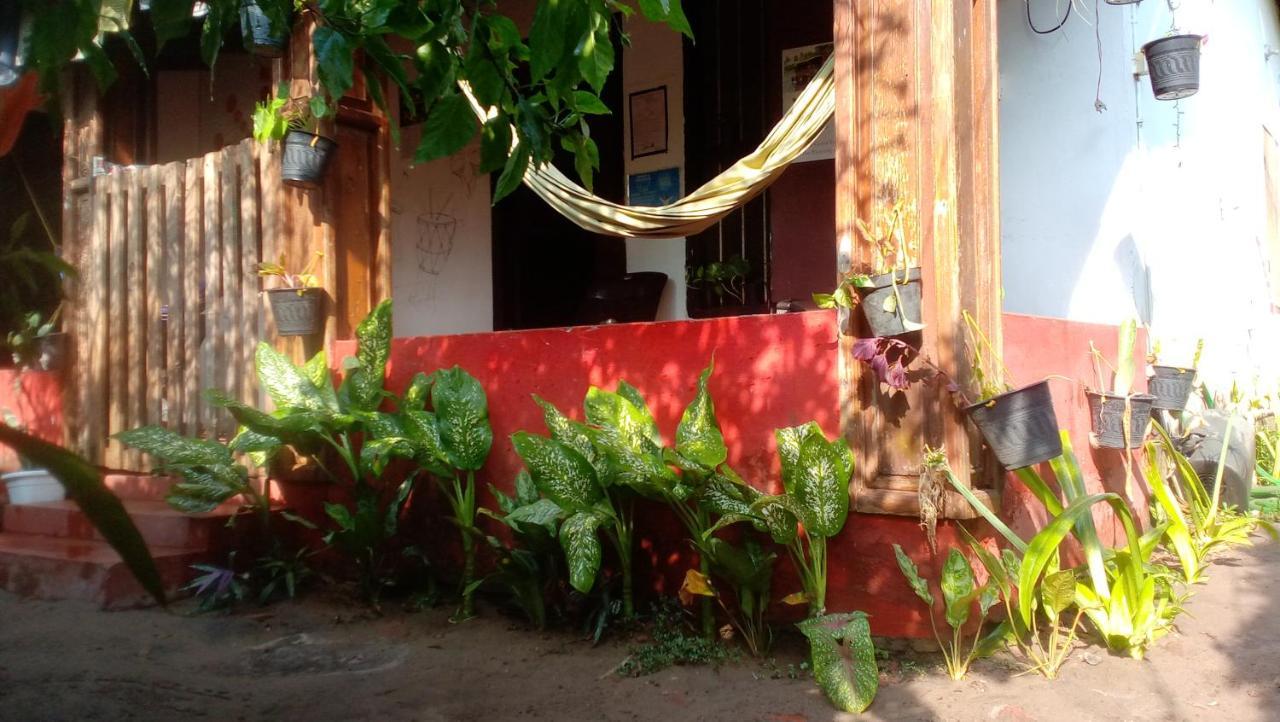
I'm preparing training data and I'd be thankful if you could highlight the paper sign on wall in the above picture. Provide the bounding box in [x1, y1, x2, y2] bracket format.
[628, 168, 681, 207]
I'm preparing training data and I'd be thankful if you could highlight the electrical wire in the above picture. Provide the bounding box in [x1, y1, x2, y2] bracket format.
[1027, 0, 1072, 35]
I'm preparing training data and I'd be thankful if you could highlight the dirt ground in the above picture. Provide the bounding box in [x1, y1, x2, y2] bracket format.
[0, 539, 1276, 722]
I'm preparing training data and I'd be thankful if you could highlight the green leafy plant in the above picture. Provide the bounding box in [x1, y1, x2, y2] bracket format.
[6, 304, 62, 369]
[687, 255, 750, 304]
[813, 199, 918, 312]
[479, 470, 565, 629]
[1088, 319, 1138, 395]
[1, 212, 73, 355]
[708, 422, 854, 618]
[257, 251, 324, 290]
[615, 600, 737, 677]
[26, 2, 692, 202]
[892, 545, 998, 680]
[961, 310, 1014, 401]
[795, 612, 878, 714]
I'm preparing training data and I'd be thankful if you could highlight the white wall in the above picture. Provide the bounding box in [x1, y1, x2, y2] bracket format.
[388, 135, 493, 337]
[622, 15, 688, 321]
[1000, 0, 1280, 386]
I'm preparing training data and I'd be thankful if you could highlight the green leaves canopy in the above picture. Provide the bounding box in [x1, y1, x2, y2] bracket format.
[28, 1, 693, 202]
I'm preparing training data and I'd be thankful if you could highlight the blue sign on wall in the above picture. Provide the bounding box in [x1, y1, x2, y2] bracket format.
[627, 168, 681, 207]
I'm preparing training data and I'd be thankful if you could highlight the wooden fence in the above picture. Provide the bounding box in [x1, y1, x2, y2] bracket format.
[69, 139, 282, 469]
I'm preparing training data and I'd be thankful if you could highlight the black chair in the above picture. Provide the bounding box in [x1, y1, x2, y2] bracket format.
[577, 272, 669, 324]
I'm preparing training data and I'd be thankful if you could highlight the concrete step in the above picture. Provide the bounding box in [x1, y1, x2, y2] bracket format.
[102, 473, 177, 501]
[2, 499, 245, 552]
[0, 532, 205, 608]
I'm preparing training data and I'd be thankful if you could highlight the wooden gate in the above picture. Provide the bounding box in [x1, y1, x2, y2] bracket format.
[66, 139, 282, 469]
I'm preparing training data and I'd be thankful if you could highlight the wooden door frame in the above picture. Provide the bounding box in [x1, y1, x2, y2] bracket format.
[833, 0, 1001, 519]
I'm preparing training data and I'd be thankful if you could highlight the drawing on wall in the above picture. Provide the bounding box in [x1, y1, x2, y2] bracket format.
[782, 43, 835, 162]
[416, 191, 458, 277]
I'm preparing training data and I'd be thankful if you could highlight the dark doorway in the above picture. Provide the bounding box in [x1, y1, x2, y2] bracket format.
[490, 31, 626, 331]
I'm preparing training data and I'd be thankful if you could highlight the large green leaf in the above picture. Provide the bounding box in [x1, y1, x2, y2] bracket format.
[533, 395, 601, 472]
[314, 25, 355, 103]
[512, 433, 602, 512]
[165, 465, 252, 514]
[506, 498, 564, 537]
[415, 92, 478, 162]
[676, 362, 727, 469]
[584, 386, 660, 454]
[615, 381, 662, 447]
[345, 299, 393, 413]
[400, 409, 452, 476]
[775, 422, 821, 496]
[1041, 569, 1076, 621]
[790, 432, 851, 538]
[941, 548, 976, 630]
[432, 366, 493, 471]
[255, 342, 330, 411]
[115, 426, 233, 467]
[1142, 440, 1199, 582]
[748, 494, 800, 545]
[559, 510, 606, 594]
[205, 390, 323, 445]
[698, 473, 762, 517]
[0, 427, 165, 605]
[302, 349, 340, 411]
[892, 544, 934, 607]
[796, 612, 879, 714]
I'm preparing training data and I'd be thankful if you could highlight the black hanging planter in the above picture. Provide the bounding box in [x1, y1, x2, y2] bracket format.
[1087, 391, 1155, 449]
[1143, 34, 1203, 101]
[1149, 365, 1196, 411]
[240, 1, 288, 58]
[965, 380, 1063, 470]
[267, 288, 324, 336]
[281, 130, 337, 188]
[855, 268, 923, 338]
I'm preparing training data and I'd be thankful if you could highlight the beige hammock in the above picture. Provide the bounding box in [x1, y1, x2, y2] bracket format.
[463, 55, 835, 239]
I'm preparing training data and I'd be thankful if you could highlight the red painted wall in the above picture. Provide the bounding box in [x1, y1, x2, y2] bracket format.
[0, 370, 63, 473]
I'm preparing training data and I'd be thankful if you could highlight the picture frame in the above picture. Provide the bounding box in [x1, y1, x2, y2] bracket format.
[629, 86, 668, 159]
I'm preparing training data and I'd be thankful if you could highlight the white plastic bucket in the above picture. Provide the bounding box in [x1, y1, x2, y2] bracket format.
[2, 469, 66, 505]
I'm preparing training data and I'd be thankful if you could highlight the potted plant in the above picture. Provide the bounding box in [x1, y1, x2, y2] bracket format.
[1086, 319, 1155, 449]
[813, 200, 922, 337]
[1147, 338, 1201, 412]
[1142, 33, 1204, 101]
[259, 252, 324, 336]
[960, 311, 1063, 469]
[0, 426, 66, 505]
[253, 86, 338, 188]
[239, 0, 289, 58]
[686, 254, 752, 315]
[6, 305, 65, 372]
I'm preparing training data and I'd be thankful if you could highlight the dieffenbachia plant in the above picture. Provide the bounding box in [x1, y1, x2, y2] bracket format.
[892, 545, 999, 680]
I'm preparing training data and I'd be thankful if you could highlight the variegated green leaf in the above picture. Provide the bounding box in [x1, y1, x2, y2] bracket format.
[514, 468, 540, 506]
[892, 544, 934, 607]
[301, 349, 340, 411]
[796, 612, 879, 714]
[512, 432, 603, 512]
[749, 494, 800, 545]
[616, 380, 662, 447]
[791, 432, 851, 538]
[507, 498, 564, 536]
[255, 342, 330, 411]
[402, 371, 434, 411]
[534, 395, 603, 475]
[675, 361, 728, 469]
[559, 510, 606, 594]
[584, 386, 660, 453]
[776, 422, 822, 496]
[941, 548, 976, 629]
[432, 366, 493, 471]
[698, 473, 762, 517]
[115, 426, 233, 467]
[345, 299, 393, 412]
[399, 409, 452, 475]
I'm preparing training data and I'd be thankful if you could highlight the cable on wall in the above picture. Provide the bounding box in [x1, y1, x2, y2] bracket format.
[1026, 0, 1072, 35]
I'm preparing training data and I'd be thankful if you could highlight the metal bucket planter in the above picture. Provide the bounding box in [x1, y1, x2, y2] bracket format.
[965, 380, 1063, 470]
[1149, 365, 1196, 411]
[267, 288, 323, 336]
[1142, 34, 1202, 101]
[855, 268, 923, 338]
[1087, 391, 1155, 449]
[240, 1, 287, 57]
[282, 130, 337, 188]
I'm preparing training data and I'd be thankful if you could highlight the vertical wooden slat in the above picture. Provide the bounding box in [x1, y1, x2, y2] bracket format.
[202, 152, 221, 437]
[126, 169, 146, 468]
[145, 166, 165, 430]
[84, 174, 110, 463]
[106, 172, 127, 467]
[220, 146, 243, 438]
[183, 159, 202, 436]
[164, 162, 186, 429]
[238, 141, 262, 407]
[259, 140, 281, 371]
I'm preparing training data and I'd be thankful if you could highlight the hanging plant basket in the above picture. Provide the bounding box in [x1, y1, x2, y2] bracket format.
[1143, 34, 1203, 101]
[267, 288, 324, 336]
[281, 130, 337, 188]
[1149, 365, 1196, 411]
[964, 380, 1063, 470]
[239, 1, 288, 57]
[1086, 391, 1155, 449]
[855, 268, 923, 338]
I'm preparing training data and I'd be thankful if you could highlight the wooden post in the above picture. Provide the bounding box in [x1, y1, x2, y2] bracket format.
[833, 0, 1002, 518]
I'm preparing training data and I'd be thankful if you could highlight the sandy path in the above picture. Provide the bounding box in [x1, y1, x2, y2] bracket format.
[0, 540, 1275, 722]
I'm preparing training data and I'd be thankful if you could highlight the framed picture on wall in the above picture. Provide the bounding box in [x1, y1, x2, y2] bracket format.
[629, 86, 668, 159]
